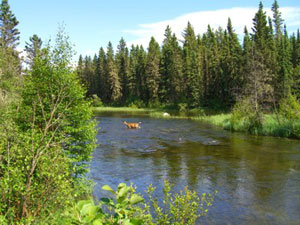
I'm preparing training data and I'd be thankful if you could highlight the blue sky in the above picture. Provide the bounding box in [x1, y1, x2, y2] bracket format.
[10, 0, 300, 58]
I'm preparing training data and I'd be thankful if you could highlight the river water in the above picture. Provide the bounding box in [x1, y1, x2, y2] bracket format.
[90, 112, 300, 224]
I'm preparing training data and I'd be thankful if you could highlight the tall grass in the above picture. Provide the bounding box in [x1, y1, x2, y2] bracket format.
[93, 106, 300, 139]
[93, 106, 157, 113]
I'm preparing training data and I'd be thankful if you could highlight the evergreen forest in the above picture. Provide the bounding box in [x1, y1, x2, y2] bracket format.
[1, 0, 300, 224]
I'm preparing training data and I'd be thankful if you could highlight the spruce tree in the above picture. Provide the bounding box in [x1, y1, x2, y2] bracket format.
[106, 42, 121, 103]
[0, 0, 21, 103]
[220, 18, 242, 106]
[97, 47, 108, 102]
[277, 25, 292, 98]
[24, 34, 43, 68]
[160, 26, 182, 104]
[251, 1, 275, 107]
[0, 0, 19, 49]
[136, 45, 146, 102]
[271, 0, 283, 40]
[145, 37, 160, 103]
[128, 45, 138, 101]
[116, 38, 129, 103]
[182, 22, 202, 107]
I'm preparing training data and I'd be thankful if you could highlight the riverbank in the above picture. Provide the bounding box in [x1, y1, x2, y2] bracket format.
[93, 107, 300, 139]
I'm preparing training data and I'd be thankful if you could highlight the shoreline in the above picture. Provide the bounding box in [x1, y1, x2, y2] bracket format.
[93, 106, 300, 139]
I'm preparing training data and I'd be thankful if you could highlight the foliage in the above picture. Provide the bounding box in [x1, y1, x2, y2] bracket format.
[91, 94, 103, 107]
[277, 94, 300, 137]
[146, 180, 215, 225]
[67, 183, 151, 225]
[0, 28, 97, 223]
[68, 181, 215, 225]
[231, 98, 263, 134]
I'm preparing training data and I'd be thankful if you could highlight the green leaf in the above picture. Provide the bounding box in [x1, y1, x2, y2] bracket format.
[93, 219, 103, 225]
[130, 219, 143, 225]
[102, 184, 115, 194]
[118, 183, 126, 189]
[129, 194, 144, 204]
[117, 186, 130, 198]
[76, 200, 93, 211]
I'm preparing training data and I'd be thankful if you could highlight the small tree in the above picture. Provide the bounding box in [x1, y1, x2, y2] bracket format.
[0, 27, 97, 223]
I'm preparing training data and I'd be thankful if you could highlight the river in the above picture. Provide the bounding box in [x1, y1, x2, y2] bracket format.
[90, 112, 300, 224]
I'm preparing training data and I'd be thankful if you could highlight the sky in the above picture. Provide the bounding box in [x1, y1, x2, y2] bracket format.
[10, 0, 300, 59]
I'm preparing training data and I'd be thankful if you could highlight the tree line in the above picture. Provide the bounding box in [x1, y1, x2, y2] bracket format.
[77, 1, 300, 112]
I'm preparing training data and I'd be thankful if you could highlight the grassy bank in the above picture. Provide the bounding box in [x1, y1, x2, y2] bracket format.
[200, 113, 300, 139]
[93, 106, 300, 139]
[93, 106, 157, 113]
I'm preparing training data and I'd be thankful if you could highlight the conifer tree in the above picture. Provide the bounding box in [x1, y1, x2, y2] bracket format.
[145, 37, 160, 103]
[220, 18, 242, 106]
[182, 22, 202, 107]
[202, 25, 220, 106]
[251, 1, 275, 107]
[24, 34, 43, 68]
[277, 25, 292, 98]
[106, 42, 121, 103]
[272, 0, 283, 40]
[0, 0, 19, 49]
[136, 45, 146, 101]
[128, 45, 138, 100]
[97, 47, 107, 101]
[0, 0, 21, 102]
[160, 26, 182, 104]
[116, 38, 129, 103]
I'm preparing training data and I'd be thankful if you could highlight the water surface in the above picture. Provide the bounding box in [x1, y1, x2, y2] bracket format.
[90, 112, 300, 224]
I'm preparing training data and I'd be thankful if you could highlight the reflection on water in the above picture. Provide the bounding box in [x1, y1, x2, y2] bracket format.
[90, 112, 300, 225]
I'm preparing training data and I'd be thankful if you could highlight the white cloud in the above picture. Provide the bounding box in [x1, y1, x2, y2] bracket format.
[124, 7, 300, 48]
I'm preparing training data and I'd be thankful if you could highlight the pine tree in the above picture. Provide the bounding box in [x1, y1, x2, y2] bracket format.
[182, 22, 202, 107]
[241, 26, 253, 99]
[136, 45, 146, 102]
[251, 1, 275, 108]
[160, 26, 182, 104]
[24, 34, 43, 68]
[202, 25, 221, 106]
[271, 0, 283, 40]
[277, 25, 292, 98]
[0, 0, 21, 102]
[116, 38, 129, 103]
[145, 37, 160, 103]
[106, 42, 121, 103]
[128, 45, 138, 101]
[77, 54, 84, 80]
[220, 18, 242, 106]
[0, 0, 19, 49]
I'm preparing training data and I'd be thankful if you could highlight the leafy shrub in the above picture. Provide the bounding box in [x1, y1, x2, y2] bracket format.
[69, 181, 215, 225]
[67, 183, 151, 225]
[178, 103, 188, 112]
[231, 98, 262, 134]
[91, 94, 103, 107]
[127, 99, 145, 109]
[146, 180, 215, 225]
[277, 94, 300, 137]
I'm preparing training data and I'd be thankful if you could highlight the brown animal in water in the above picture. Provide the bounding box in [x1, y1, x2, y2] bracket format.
[123, 121, 141, 129]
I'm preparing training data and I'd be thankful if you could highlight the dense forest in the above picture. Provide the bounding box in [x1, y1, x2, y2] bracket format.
[78, 1, 300, 113]
[1, 0, 300, 224]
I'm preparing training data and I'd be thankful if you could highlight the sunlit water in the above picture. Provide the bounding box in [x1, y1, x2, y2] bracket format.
[90, 112, 300, 225]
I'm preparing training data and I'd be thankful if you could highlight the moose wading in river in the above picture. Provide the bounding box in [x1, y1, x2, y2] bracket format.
[123, 121, 141, 129]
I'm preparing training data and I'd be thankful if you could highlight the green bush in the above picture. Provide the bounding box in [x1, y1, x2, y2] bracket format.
[178, 103, 188, 112]
[277, 94, 300, 137]
[0, 28, 96, 224]
[68, 181, 215, 225]
[91, 94, 103, 107]
[231, 98, 263, 134]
